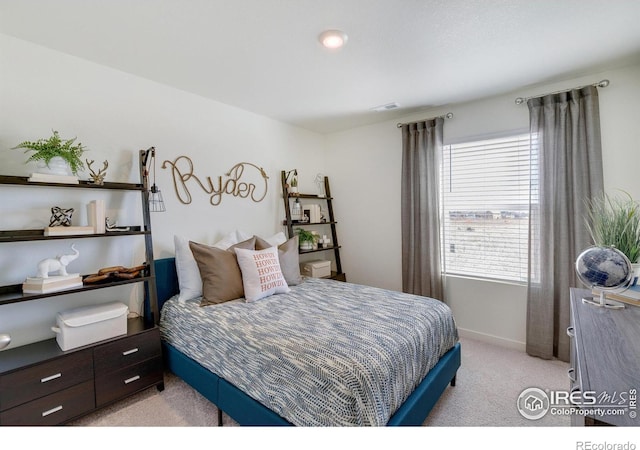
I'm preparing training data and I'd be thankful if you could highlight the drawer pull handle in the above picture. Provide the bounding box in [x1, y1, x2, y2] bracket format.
[122, 348, 139, 356]
[567, 368, 576, 382]
[124, 375, 141, 384]
[566, 326, 575, 338]
[42, 405, 63, 417]
[41, 373, 62, 383]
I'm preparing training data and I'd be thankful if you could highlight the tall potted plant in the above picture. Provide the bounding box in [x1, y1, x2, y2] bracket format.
[11, 130, 87, 176]
[586, 191, 640, 282]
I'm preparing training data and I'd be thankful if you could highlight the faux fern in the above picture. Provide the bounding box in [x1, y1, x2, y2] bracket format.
[12, 130, 87, 175]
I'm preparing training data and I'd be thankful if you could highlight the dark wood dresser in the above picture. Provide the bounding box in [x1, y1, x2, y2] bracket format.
[0, 320, 163, 425]
[569, 288, 640, 426]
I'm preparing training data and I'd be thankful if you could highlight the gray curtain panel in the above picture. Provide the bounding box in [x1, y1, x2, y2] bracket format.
[526, 86, 604, 361]
[401, 118, 444, 300]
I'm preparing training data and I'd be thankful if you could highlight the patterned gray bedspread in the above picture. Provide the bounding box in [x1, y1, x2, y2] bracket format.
[159, 277, 458, 426]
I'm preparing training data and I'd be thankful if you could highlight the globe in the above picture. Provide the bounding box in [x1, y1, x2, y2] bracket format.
[575, 246, 633, 309]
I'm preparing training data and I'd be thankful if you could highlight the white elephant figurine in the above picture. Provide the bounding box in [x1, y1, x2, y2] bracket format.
[36, 244, 80, 278]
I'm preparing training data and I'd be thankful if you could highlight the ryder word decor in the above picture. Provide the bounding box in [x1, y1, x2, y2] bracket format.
[162, 156, 269, 206]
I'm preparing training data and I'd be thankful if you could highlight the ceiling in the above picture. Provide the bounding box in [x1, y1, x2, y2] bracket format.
[2, 0, 640, 134]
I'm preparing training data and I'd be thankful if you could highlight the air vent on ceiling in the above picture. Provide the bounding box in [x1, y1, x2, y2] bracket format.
[372, 102, 400, 112]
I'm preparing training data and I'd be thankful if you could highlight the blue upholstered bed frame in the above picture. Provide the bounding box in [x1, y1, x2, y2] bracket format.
[154, 257, 461, 426]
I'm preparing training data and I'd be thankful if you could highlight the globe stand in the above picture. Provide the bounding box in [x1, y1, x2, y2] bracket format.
[581, 290, 625, 309]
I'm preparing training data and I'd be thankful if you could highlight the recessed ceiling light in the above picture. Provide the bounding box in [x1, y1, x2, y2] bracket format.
[319, 30, 348, 49]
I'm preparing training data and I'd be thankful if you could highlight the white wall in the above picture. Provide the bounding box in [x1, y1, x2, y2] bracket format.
[0, 34, 326, 349]
[326, 60, 640, 350]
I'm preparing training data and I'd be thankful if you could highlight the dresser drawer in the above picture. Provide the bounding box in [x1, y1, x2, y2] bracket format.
[95, 356, 163, 406]
[93, 328, 161, 373]
[0, 349, 93, 411]
[0, 380, 95, 426]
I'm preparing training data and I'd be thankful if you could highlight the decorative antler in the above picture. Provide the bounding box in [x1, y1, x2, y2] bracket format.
[87, 159, 108, 185]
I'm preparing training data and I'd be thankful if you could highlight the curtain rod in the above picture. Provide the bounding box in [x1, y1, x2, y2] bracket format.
[514, 79, 610, 105]
[396, 112, 453, 128]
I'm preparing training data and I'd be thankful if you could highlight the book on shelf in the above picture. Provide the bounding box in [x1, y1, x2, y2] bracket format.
[24, 273, 81, 284]
[22, 274, 83, 293]
[307, 204, 322, 223]
[592, 284, 640, 306]
[28, 173, 79, 184]
[44, 226, 95, 236]
[87, 199, 106, 234]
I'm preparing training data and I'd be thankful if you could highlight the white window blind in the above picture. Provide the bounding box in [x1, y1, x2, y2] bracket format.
[440, 133, 537, 283]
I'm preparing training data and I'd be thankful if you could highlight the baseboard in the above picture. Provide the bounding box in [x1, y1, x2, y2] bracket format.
[457, 328, 526, 352]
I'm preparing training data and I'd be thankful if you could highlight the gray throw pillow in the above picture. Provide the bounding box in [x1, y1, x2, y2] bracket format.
[255, 235, 303, 286]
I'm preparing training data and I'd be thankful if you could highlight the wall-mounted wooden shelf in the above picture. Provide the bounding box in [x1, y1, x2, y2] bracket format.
[0, 175, 143, 191]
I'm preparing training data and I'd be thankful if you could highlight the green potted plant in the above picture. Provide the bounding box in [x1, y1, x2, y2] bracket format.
[12, 130, 87, 176]
[289, 175, 298, 194]
[585, 191, 640, 280]
[297, 228, 318, 251]
[285, 169, 298, 194]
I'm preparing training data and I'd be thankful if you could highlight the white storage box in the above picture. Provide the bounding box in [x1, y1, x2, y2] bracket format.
[301, 260, 332, 278]
[52, 302, 128, 351]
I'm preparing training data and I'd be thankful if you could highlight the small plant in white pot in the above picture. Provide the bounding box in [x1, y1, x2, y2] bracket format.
[12, 130, 87, 176]
[297, 228, 317, 251]
[289, 175, 298, 194]
[285, 169, 298, 194]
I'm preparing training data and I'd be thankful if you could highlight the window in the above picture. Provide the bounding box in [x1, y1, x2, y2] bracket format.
[440, 133, 537, 283]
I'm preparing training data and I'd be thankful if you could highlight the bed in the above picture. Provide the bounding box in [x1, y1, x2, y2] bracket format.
[154, 256, 460, 426]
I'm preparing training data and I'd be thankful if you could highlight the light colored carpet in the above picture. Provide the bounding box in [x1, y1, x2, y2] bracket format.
[423, 337, 569, 426]
[71, 336, 570, 427]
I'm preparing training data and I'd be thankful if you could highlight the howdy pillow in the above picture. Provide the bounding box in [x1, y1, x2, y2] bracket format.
[234, 246, 290, 302]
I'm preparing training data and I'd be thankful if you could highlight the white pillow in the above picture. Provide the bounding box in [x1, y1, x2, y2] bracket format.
[262, 231, 287, 247]
[234, 246, 290, 302]
[174, 230, 251, 303]
[174, 235, 202, 303]
[214, 229, 251, 250]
